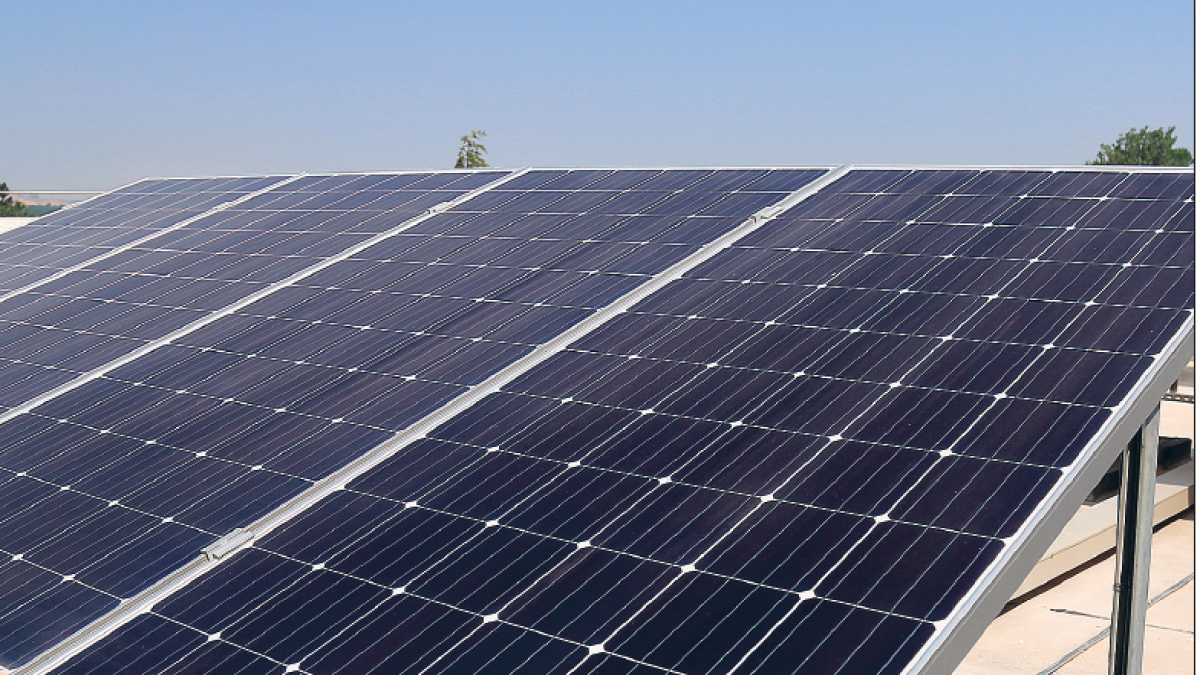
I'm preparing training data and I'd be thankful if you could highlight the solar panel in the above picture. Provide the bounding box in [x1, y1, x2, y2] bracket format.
[0, 177, 287, 293]
[0, 167, 831, 669]
[0, 172, 513, 417]
[0, 178, 294, 405]
[1, 166, 1192, 675]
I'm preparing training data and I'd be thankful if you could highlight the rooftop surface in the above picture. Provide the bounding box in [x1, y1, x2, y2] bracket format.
[958, 509, 1194, 674]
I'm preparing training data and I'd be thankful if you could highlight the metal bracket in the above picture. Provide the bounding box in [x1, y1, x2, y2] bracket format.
[1107, 404, 1161, 675]
[201, 528, 256, 561]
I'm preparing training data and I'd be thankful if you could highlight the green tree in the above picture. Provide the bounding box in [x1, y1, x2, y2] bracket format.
[0, 183, 31, 217]
[454, 130, 489, 168]
[1089, 126, 1194, 166]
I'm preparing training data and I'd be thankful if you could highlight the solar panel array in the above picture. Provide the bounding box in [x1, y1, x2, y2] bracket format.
[0, 166, 1192, 675]
[0, 167, 830, 669]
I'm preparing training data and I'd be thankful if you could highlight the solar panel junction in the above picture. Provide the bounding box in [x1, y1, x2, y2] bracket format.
[0, 165, 1191, 675]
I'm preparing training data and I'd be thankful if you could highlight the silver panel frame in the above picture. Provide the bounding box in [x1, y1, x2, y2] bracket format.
[840, 164, 1195, 173]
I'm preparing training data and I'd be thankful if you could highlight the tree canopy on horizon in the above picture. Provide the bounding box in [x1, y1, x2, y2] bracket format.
[1089, 126, 1193, 166]
[455, 130, 489, 168]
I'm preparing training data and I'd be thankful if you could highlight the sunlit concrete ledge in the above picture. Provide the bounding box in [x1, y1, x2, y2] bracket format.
[1013, 462, 1193, 599]
[0, 217, 36, 232]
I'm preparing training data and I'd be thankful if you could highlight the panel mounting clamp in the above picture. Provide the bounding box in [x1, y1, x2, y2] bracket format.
[201, 528, 256, 561]
[426, 201, 455, 215]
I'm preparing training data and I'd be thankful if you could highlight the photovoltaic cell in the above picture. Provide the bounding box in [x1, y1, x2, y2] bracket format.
[0, 168, 828, 668]
[44, 167, 1192, 675]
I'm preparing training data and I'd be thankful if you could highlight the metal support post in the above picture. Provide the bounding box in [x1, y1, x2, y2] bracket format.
[1107, 404, 1160, 675]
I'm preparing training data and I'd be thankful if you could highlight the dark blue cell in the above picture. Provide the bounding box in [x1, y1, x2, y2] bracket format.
[687, 169, 773, 192]
[73, 521, 215, 598]
[833, 253, 941, 290]
[718, 324, 841, 372]
[892, 455, 1061, 538]
[633, 317, 765, 365]
[746, 168, 827, 192]
[776, 440, 939, 515]
[700, 502, 873, 590]
[817, 521, 1002, 620]
[958, 223, 1060, 256]
[608, 572, 795, 674]
[1043, 229, 1153, 264]
[1098, 265, 1194, 309]
[502, 548, 678, 645]
[259, 420, 392, 480]
[1085, 198, 1174, 231]
[429, 393, 585, 458]
[53, 440, 192, 501]
[303, 594, 480, 675]
[567, 356, 703, 410]
[1, 421, 106, 476]
[22, 505, 201, 590]
[347, 437, 488, 501]
[0, 413, 67, 460]
[502, 467, 656, 540]
[0, 559, 120, 667]
[656, 367, 795, 421]
[409, 527, 575, 614]
[576, 412, 734, 477]
[825, 169, 910, 194]
[261, 493, 481, 588]
[0, 487, 106, 555]
[416, 451, 564, 520]
[1034, 171, 1129, 198]
[110, 393, 225, 440]
[52, 614, 209, 675]
[917, 195, 1017, 224]
[220, 567, 389, 663]
[960, 170, 1051, 196]
[143, 639, 280, 675]
[887, 170, 980, 195]
[958, 298, 1084, 346]
[573, 655, 671, 675]
[156, 549, 307, 633]
[591, 485, 758, 564]
[1010, 349, 1151, 407]
[1058, 304, 1187, 354]
[742, 377, 882, 437]
[1008, 261, 1112, 303]
[1110, 172, 1193, 200]
[434, 623, 584, 675]
[1133, 232, 1192, 267]
[738, 599, 933, 675]
[907, 340, 1042, 394]
[956, 398, 1110, 467]
[117, 458, 309, 532]
[672, 426, 826, 494]
[847, 388, 993, 451]
[806, 332, 935, 382]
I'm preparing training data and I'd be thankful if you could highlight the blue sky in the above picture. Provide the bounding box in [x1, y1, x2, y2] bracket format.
[3, 0, 1194, 190]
